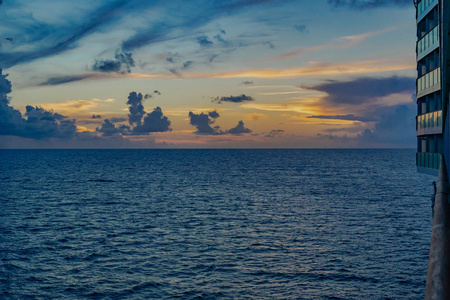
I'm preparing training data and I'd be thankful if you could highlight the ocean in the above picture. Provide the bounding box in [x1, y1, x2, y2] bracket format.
[0, 149, 434, 299]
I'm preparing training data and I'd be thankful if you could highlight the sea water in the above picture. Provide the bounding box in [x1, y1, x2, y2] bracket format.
[0, 149, 434, 299]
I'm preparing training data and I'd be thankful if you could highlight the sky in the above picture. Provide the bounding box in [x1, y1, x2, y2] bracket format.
[0, 0, 417, 149]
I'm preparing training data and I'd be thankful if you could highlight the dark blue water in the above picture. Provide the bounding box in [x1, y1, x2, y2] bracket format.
[0, 149, 434, 299]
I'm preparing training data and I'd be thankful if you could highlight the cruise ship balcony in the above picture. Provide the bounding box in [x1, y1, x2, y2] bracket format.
[417, 152, 441, 175]
[417, 25, 439, 61]
[417, 67, 441, 98]
[417, 110, 443, 136]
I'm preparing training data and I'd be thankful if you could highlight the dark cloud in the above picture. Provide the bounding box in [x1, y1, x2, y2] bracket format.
[209, 55, 219, 63]
[307, 114, 377, 122]
[318, 103, 416, 147]
[0, 0, 129, 68]
[188, 110, 252, 135]
[182, 61, 194, 69]
[189, 111, 221, 135]
[92, 114, 102, 119]
[240, 81, 254, 85]
[225, 121, 252, 135]
[0, 69, 77, 139]
[208, 110, 220, 119]
[125, 91, 171, 134]
[127, 92, 146, 127]
[328, 0, 410, 9]
[354, 103, 415, 146]
[304, 76, 415, 106]
[92, 51, 135, 73]
[294, 25, 307, 33]
[196, 35, 213, 48]
[97, 118, 130, 136]
[143, 90, 161, 99]
[213, 94, 254, 104]
[1, 0, 287, 68]
[132, 107, 171, 134]
[110, 117, 127, 123]
[39, 74, 98, 86]
[265, 129, 285, 137]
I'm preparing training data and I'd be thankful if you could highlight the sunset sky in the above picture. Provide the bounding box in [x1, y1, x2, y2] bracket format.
[0, 0, 417, 148]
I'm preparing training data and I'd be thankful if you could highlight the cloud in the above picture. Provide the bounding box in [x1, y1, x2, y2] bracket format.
[304, 76, 415, 106]
[307, 114, 377, 122]
[196, 35, 213, 48]
[0, 0, 130, 68]
[38, 74, 100, 86]
[294, 25, 307, 33]
[208, 110, 220, 118]
[213, 94, 254, 104]
[36, 60, 414, 87]
[225, 121, 252, 135]
[92, 114, 102, 119]
[354, 103, 415, 147]
[0, 68, 77, 139]
[318, 103, 416, 147]
[125, 91, 171, 134]
[92, 51, 135, 73]
[127, 91, 146, 127]
[240, 81, 254, 85]
[182, 61, 194, 69]
[188, 110, 252, 135]
[120, 0, 283, 52]
[96, 118, 130, 136]
[132, 107, 172, 134]
[189, 111, 221, 135]
[328, 0, 411, 9]
[265, 129, 285, 137]
[110, 117, 127, 123]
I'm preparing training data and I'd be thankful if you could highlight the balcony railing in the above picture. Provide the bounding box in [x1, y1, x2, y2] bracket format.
[417, 25, 439, 59]
[417, 152, 441, 171]
[417, 110, 442, 130]
[417, 67, 441, 97]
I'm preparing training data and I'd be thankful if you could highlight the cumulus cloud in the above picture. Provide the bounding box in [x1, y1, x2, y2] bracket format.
[0, 69, 77, 139]
[328, 0, 410, 9]
[189, 111, 221, 135]
[92, 114, 102, 119]
[132, 107, 171, 134]
[213, 94, 255, 104]
[96, 118, 130, 136]
[188, 110, 252, 135]
[307, 114, 377, 122]
[225, 120, 252, 135]
[93, 51, 135, 73]
[318, 103, 416, 147]
[127, 91, 146, 127]
[123, 91, 171, 134]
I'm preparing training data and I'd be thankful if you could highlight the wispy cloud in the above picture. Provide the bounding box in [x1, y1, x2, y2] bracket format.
[328, 0, 411, 10]
[273, 27, 397, 60]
